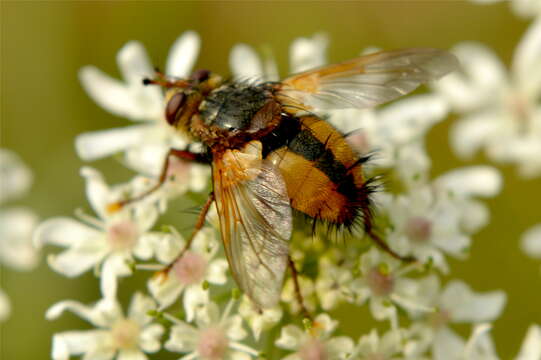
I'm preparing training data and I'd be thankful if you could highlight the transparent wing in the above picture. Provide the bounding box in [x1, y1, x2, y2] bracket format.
[212, 144, 292, 309]
[277, 48, 459, 110]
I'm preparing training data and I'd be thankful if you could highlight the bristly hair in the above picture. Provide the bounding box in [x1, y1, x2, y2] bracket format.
[304, 171, 382, 244]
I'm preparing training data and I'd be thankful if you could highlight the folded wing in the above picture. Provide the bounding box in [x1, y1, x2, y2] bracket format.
[212, 141, 292, 309]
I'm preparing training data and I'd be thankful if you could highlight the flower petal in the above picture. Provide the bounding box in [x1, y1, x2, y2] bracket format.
[513, 19, 541, 95]
[100, 254, 133, 300]
[47, 240, 109, 278]
[432, 327, 464, 360]
[206, 259, 229, 285]
[230, 44, 264, 80]
[0, 289, 11, 322]
[290, 32, 328, 73]
[33, 217, 102, 248]
[79, 66, 137, 119]
[147, 273, 184, 310]
[378, 95, 449, 144]
[183, 285, 210, 322]
[441, 280, 506, 323]
[75, 124, 154, 161]
[275, 324, 304, 350]
[516, 324, 541, 360]
[139, 323, 164, 353]
[435, 166, 502, 198]
[0, 149, 33, 204]
[450, 111, 500, 159]
[117, 349, 147, 360]
[80, 167, 110, 218]
[0, 207, 39, 270]
[433, 42, 507, 112]
[127, 292, 156, 325]
[51, 330, 110, 360]
[165, 321, 198, 353]
[46, 298, 121, 327]
[116, 41, 163, 119]
[511, 0, 541, 18]
[521, 224, 541, 258]
[124, 142, 172, 177]
[166, 31, 200, 78]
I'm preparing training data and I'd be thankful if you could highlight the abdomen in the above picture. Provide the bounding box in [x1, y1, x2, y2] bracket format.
[266, 116, 373, 228]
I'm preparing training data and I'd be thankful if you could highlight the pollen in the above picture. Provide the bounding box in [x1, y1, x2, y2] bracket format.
[106, 202, 123, 214]
[172, 251, 207, 285]
[405, 216, 432, 243]
[111, 319, 141, 350]
[366, 266, 395, 297]
[197, 326, 229, 360]
[299, 338, 328, 360]
[106, 220, 139, 251]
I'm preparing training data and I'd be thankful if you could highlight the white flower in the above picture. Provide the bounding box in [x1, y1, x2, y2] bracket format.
[331, 94, 449, 180]
[230, 33, 328, 82]
[238, 295, 283, 341]
[434, 20, 541, 177]
[521, 223, 541, 258]
[432, 323, 499, 360]
[76, 31, 204, 178]
[315, 255, 355, 311]
[0, 149, 40, 271]
[350, 248, 430, 323]
[433, 166, 502, 234]
[347, 329, 405, 360]
[34, 167, 163, 299]
[0, 207, 39, 271]
[379, 166, 502, 272]
[275, 313, 354, 360]
[516, 324, 541, 360]
[148, 226, 228, 321]
[0, 149, 40, 321]
[0, 148, 33, 204]
[0, 289, 10, 322]
[165, 300, 257, 360]
[413, 276, 506, 359]
[47, 293, 164, 360]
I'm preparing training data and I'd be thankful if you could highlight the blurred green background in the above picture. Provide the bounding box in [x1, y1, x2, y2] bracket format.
[1, 1, 540, 359]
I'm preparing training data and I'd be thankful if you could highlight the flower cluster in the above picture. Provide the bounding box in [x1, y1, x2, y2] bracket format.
[35, 4, 541, 358]
[0, 149, 40, 321]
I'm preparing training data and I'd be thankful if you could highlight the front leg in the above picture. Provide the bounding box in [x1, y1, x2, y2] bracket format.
[107, 147, 209, 212]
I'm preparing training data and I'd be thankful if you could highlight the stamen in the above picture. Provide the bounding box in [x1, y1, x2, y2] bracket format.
[74, 208, 105, 229]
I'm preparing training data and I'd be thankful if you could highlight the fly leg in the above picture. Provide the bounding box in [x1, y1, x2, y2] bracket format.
[288, 256, 313, 321]
[365, 228, 416, 262]
[160, 192, 215, 274]
[107, 148, 208, 212]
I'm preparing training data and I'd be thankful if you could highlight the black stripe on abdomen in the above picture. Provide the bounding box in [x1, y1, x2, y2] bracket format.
[287, 129, 350, 186]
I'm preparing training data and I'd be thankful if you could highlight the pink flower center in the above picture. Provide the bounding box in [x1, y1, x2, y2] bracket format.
[366, 266, 395, 297]
[111, 319, 140, 350]
[507, 92, 533, 131]
[405, 216, 432, 243]
[346, 132, 370, 155]
[299, 338, 328, 360]
[172, 251, 207, 285]
[107, 220, 138, 251]
[166, 156, 191, 184]
[197, 326, 229, 360]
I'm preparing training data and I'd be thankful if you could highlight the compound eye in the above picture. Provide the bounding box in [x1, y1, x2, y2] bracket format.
[165, 92, 186, 126]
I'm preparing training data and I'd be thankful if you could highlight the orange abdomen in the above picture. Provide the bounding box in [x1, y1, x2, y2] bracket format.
[266, 116, 373, 228]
